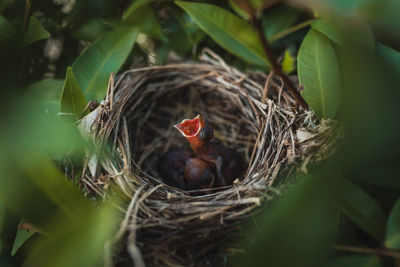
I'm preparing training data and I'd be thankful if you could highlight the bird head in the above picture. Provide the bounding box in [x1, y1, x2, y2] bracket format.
[174, 114, 213, 151]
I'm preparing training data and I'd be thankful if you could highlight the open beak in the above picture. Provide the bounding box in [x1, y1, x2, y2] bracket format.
[174, 114, 204, 138]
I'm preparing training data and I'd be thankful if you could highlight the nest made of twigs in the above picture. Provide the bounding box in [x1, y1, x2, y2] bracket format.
[79, 49, 339, 266]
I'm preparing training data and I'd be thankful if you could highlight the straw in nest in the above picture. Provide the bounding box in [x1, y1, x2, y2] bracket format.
[78, 49, 340, 266]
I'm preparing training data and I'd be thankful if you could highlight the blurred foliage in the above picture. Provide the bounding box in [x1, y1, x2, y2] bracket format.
[0, 0, 399, 266]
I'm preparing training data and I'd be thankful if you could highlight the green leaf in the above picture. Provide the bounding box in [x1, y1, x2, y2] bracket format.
[176, 1, 270, 68]
[60, 67, 87, 119]
[123, 1, 167, 42]
[334, 179, 386, 242]
[11, 219, 36, 256]
[72, 27, 138, 100]
[385, 198, 400, 249]
[376, 43, 400, 75]
[282, 49, 296, 74]
[14, 157, 117, 267]
[311, 18, 375, 49]
[21, 16, 50, 47]
[25, 201, 117, 267]
[24, 79, 64, 114]
[298, 29, 341, 118]
[73, 19, 112, 42]
[292, 0, 400, 31]
[325, 255, 381, 267]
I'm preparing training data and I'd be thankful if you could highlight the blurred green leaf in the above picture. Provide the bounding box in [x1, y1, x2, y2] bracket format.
[25, 201, 117, 267]
[20, 156, 93, 220]
[311, 18, 374, 49]
[293, 0, 400, 30]
[385, 197, 400, 249]
[311, 19, 345, 46]
[123, 1, 167, 42]
[376, 43, 400, 74]
[298, 29, 341, 118]
[72, 27, 138, 100]
[0, 0, 9, 13]
[0, 15, 16, 43]
[21, 16, 50, 47]
[176, 1, 270, 68]
[11, 219, 36, 256]
[124, 0, 159, 12]
[264, 5, 301, 38]
[334, 179, 386, 242]
[282, 49, 296, 74]
[24, 79, 64, 114]
[237, 169, 337, 267]
[60, 67, 87, 119]
[325, 255, 381, 267]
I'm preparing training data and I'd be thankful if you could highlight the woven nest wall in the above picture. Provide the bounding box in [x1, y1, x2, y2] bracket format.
[80, 49, 339, 266]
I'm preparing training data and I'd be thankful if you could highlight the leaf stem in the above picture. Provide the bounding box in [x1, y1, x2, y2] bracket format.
[332, 245, 400, 259]
[269, 19, 314, 43]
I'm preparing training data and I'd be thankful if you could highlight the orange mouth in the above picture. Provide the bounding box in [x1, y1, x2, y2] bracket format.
[174, 117, 200, 137]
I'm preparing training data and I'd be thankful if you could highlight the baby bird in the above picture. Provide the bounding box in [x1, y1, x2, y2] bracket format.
[174, 114, 244, 187]
[157, 147, 215, 190]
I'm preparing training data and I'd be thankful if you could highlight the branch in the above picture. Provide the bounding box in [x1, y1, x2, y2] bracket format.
[242, 0, 308, 109]
[332, 245, 400, 259]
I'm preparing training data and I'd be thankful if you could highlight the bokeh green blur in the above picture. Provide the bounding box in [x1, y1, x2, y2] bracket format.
[0, 0, 399, 266]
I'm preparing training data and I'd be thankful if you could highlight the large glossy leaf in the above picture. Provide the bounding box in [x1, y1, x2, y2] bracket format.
[123, 3, 166, 42]
[334, 179, 386, 242]
[24, 79, 64, 114]
[325, 255, 381, 267]
[311, 18, 374, 49]
[21, 16, 50, 47]
[376, 43, 400, 75]
[72, 27, 138, 100]
[60, 67, 87, 119]
[298, 29, 341, 118]
[11, 219, 36, 256]
[176, 1, 269, 68]
[385, 198, 400, 249]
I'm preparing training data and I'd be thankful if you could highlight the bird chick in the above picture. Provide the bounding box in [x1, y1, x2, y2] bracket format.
[157, 148, 193, 190]
[157, 147, 215, 190]
[174, 114, 244, 187]
[185, 157, 215, 190]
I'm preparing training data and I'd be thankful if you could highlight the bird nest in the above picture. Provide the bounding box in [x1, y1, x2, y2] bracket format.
[79, 49, 339, 266]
